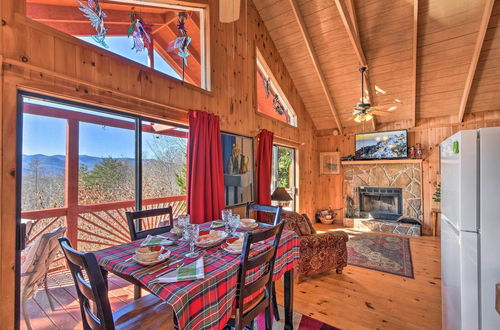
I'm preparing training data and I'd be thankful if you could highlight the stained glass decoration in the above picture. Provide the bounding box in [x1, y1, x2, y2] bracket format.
[273, 94, 285, 115]
[263, 77, 271, 98]
[127, 11, 152, 52]
[173, 12, 192, 70]
[77, 0, 108, 48]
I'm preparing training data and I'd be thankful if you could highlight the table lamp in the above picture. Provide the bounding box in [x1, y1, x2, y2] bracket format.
[271, 187, 292, 207]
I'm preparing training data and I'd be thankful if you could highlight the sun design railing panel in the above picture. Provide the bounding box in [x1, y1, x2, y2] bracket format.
[21, 195, 187, 267]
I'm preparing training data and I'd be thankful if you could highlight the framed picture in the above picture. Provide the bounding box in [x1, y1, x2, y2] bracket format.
[221, 132, 254, 207]
[320, 152, 340, 175]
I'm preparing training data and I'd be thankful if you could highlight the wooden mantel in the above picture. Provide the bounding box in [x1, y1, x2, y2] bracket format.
[341, 159, 423, 165]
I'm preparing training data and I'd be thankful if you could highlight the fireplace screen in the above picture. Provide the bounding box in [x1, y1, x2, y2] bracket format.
[358, 187, 403, 220]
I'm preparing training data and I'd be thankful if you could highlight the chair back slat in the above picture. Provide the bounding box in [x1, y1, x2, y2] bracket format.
[241, 273, 271, 297]
[245, 203, 282, 225]
[58, 237, 115, 330]
[245, 248, 275, 271]
[232, 221, 285, 327]
[84, 303, 103, 330]
[76, 273, 96, 302]
[126, 207, 173, 241]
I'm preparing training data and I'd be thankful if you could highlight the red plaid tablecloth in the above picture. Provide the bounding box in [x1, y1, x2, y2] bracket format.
[94, 223, 300, 330]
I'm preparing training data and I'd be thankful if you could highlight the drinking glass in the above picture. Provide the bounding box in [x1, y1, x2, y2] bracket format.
[185, 224, 200, 258]
[177, 214, 190, 240]
[221, 209, 233, 234]
[228, 214, 240, 236]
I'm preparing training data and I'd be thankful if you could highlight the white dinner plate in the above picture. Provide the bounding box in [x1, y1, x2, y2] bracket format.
[195, 231, 228, 248]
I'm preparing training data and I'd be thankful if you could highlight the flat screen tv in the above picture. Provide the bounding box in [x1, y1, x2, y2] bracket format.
[355, 130, 408, 160]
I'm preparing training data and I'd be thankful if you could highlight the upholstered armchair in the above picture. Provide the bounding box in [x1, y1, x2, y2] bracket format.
[263, 210, 349, 280]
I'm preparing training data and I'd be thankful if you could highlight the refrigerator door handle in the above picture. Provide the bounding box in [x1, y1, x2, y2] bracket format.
[496, 284, 500, 315]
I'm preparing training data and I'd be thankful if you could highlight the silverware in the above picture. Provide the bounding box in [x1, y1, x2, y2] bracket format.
[148, 258, 183, 276]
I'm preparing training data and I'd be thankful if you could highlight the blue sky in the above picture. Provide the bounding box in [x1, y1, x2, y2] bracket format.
[22, 98, 186, 159]
[79, 36, 181, 80]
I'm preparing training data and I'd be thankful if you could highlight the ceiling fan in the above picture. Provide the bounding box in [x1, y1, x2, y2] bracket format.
[352, 67, 400, 123]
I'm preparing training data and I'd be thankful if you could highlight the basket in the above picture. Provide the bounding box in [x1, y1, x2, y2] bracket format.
[318, 215, 335, 225]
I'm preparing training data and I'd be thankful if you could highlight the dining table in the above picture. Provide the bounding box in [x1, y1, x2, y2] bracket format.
[94, 221, 300, 330]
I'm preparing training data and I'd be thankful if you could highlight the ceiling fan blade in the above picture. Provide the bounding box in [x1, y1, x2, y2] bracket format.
[373, 105, 399, 112]
[372, 111, 391, 116]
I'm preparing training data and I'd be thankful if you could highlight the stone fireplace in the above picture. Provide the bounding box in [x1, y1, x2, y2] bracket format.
[343, 161, 423, 236]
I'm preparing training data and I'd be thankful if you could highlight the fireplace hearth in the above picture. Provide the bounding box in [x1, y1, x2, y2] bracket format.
[358, 187, 403, 221]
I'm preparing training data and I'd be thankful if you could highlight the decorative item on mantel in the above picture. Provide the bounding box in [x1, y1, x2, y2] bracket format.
[341, 155, 356, 161]
[409, 143, 424, 159]
[315, 207, 340, 225]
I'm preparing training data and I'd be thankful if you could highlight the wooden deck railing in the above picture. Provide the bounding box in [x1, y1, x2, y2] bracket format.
[21, 196, 186, 272]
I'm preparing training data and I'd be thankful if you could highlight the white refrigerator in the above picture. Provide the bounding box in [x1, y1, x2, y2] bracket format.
[440, 127, 500, 330]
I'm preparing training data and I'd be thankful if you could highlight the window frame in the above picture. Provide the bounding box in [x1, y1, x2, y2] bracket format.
[17, 91, 188, 212]
[255, 48, 298, 127]
[23, 0, 211, 91]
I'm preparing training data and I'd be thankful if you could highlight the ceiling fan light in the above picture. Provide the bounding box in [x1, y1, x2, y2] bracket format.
[365, 113, 373, 121]
[354, 115, 362, 123]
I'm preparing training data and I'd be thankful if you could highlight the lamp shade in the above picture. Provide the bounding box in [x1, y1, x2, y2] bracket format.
[271, 187, 292, 201]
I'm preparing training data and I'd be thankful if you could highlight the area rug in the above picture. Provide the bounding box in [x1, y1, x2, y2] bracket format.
[346, 232, 414, 278]
[254, 306, 340, 329]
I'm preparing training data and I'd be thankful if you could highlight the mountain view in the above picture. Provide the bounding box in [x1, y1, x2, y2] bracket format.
[22, 154, 136, 175]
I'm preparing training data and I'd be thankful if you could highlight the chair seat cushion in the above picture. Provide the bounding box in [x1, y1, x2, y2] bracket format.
[114, 294, 173, 330]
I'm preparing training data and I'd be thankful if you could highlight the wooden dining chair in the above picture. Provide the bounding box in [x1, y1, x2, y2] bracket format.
[58, 237, 173, 330]
[125, 206, 173, 241]
[125, 206, 173, 299]
[245, 202, 282, 321]
[245, 203, 282, 225]
[226, 220, 285, 330]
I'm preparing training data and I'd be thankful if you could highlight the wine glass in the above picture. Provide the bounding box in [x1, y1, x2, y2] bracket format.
[177, 214, 190, 240]
[221, 209, 233, 234]
[185, 224, 200, 258]
[228, 214, 240, 236]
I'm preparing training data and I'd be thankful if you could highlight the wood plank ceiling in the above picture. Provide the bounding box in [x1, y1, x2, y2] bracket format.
[254, 0, 500, 131]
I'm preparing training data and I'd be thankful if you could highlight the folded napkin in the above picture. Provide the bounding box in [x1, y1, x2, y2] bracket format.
[155, 257, 205, 283]
[141, 234, 173, 247]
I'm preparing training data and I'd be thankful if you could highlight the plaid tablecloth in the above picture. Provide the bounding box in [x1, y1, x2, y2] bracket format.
[94, 223, 300, 330]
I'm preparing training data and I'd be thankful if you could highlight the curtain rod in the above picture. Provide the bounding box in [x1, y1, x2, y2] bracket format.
[252, 129, 304, 146]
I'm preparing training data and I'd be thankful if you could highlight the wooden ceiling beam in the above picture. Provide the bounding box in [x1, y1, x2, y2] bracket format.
[411, 0, 418, 127]
[457, 0, 495, 122]
[288, 0, 344, 134]
[334, 0, 376, 130]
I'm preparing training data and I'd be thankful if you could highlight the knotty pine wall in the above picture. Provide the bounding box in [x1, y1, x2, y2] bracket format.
[0, 1, 317, 327]
[315, 109, 500, 236]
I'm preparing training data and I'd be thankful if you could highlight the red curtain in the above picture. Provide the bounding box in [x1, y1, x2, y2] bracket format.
[256, 129, 274, 209]
[186, 110, 225, 224]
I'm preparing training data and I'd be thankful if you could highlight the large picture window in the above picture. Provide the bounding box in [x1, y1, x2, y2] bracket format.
[256, 49, 297, 127]
[26, 0, 208, 89]
[19, 94, 187, 253]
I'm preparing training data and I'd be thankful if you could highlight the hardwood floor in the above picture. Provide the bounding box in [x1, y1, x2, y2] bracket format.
[274, 223, 442, 330]
[23, 224, 441, 330]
